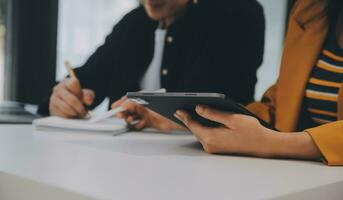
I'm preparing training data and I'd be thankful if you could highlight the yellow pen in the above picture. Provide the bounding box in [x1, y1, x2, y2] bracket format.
[64, 61, 78, 80]
[64, 60, 92, 117]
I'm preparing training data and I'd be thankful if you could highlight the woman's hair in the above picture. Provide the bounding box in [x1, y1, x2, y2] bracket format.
[298, 0, 342, 27]
[326, 0, 343, 26]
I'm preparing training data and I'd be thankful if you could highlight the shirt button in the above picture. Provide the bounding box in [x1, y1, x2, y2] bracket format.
[167, 36, 173, 43]
[162, 69, 168, 76]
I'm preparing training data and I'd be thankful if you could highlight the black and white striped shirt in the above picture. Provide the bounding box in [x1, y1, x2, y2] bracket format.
[305, 29, 343, 125]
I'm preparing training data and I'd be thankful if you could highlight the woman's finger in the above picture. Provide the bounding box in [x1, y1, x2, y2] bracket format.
[174, 110, 211, 140]
[195, 105, 232, 126]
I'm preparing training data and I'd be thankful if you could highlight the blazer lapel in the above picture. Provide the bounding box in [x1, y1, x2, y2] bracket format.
[275, 1, 328, 131]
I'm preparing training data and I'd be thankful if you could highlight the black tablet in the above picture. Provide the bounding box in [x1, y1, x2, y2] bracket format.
[126, 92, 276, 130]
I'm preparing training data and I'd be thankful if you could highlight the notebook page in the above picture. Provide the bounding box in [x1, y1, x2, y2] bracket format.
[33, 116, 127, 133]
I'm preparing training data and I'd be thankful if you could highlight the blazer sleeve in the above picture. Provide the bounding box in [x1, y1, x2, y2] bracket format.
[37, 7, 141, 115]
[73, 9, 138, 108]
[306, 121, 343, 166]
[248, 84, 343, 166]
[246, 84, 278, 125]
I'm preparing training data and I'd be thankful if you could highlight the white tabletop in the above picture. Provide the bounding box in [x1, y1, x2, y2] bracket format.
[0, 125, 342, 200]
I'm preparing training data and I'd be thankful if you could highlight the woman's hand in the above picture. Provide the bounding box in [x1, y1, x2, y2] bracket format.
[111, 97, 185, 132]
[174, 105, 322, 159]
[174, 105, 276, 157]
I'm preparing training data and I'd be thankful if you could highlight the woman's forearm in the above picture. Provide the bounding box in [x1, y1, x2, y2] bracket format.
[265, 131, 322, 160]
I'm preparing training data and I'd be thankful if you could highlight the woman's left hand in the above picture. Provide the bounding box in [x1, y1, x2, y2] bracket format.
[174, 105, 278, 157]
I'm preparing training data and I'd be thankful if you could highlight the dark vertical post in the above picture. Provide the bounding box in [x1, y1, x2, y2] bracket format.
[4, 0, 58, 104]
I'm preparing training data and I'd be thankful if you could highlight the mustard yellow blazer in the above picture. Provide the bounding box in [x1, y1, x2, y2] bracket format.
[247, 0, 343, 166]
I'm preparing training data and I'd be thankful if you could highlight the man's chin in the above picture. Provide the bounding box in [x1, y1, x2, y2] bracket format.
[146, 12, 165, 21]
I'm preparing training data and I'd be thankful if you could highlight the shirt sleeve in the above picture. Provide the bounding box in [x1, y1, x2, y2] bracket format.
[37, 7, 142, 115]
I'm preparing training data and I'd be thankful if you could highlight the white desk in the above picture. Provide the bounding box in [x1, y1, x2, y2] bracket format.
[0, 125, 342, 200]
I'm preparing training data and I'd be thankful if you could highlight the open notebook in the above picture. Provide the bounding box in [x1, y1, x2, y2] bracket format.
[33, 116, 128, 135]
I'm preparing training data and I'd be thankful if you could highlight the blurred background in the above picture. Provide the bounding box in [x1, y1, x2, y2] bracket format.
[0, 0, 293, 110]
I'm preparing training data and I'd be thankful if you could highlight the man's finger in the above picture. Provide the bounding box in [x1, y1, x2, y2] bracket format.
[82, 89, 95, 105]
[53, 96, 78, 117]
[132, 120, 146, 130]
[116, 112, 125, 118]
[50, 103, 69, 118]
[120, 100, 139, 113]
[127, 115, 139, 123]
[58, 89, 87, 116]
[111, 96, 128, 109]
[63, 78, 82, 95]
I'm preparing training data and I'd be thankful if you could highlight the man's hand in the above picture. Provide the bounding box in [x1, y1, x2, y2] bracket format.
[49, 78, 95, 118]
[111, 96, 185, 132]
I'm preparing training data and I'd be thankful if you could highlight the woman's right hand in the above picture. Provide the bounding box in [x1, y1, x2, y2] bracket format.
[111, 97, 186, 132]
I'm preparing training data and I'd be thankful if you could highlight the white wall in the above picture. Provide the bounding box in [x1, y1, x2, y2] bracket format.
[255, 0, 287, 99]
[0, 25, 5, 101]
[56, 0, 138, 80]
